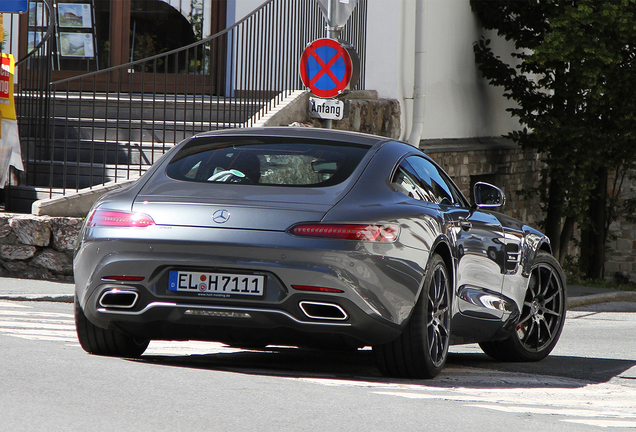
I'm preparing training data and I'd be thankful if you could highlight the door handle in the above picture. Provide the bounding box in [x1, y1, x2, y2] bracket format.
[459, 220, 472, 231]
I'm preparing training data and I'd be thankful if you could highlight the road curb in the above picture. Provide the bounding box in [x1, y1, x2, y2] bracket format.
[0, 294, 74, 303]
[567, 291, 636, 309]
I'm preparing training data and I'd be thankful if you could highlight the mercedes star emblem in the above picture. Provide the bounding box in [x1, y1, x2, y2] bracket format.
[212, 209, 230, 224]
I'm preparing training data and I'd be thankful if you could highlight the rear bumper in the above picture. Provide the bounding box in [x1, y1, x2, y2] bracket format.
[82, 287, 403, 346]
[74, 230, 427, 347]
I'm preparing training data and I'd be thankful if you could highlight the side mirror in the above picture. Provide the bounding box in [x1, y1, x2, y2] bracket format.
[473, 182, 505, 208]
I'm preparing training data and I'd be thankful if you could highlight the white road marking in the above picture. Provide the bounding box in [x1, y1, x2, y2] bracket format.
[0, 320, 76, 331]
[145, 341, 244, 356]
[293, 375, 636, 428]
[0, 301, 31, 308]
[562, 419, 636, 428]
[0, 301, 241, 355]
[0, 302, 77, 341]
[0, 309, 74, 318]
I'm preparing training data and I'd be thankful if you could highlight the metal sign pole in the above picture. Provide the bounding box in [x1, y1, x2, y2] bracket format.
[311, 0, 360, 129]
[324, 0, 337, 129]
[326, 0, 341, 40]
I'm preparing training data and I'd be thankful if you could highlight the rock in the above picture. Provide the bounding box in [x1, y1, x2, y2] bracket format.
[49, 217, 83, 251]
[9, 215, 51, 247]
[0, 216, 11, 238]
[0, 244, 37, 260]
[30, 250, 73, 275]
[1, 260, 55, 280]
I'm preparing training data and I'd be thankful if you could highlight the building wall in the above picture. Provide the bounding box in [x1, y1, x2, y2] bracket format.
[365, 0, 521, 140]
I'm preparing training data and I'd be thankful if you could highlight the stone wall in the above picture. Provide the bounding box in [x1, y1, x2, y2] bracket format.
[607, 212, 636, 280]
[0, 214, 81, 281]
[423, 139, 545, 228]
[311, 98, 401, 139]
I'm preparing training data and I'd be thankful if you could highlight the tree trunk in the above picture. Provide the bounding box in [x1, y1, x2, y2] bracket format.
[558, 216, 574, 264]
[581, 167, 608, 280]
[544, 174, 563, 258]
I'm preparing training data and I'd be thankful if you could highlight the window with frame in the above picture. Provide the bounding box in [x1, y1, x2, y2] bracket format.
[166, 137, 370, 187]
[393, 156, 466, 206]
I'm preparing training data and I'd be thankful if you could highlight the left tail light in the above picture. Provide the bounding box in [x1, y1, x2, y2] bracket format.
[87, 209, 156, 228]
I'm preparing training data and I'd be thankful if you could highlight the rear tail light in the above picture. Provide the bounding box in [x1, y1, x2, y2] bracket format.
[292, 285, 344, 293]
[87, 209, 156, 228]
[289, 223, 399, 242]
[101, 276, 145, 282]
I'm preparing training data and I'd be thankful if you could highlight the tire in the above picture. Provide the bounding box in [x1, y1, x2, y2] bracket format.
[74, 297, 149, 357]
[479, 251, 567, 362]
[373, 254, 451, 379]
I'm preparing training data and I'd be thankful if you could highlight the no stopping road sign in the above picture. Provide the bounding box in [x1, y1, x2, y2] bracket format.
[300, 38, 358, 98]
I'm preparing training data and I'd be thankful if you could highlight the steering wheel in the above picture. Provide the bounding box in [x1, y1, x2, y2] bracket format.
[207, 169, 251, 183]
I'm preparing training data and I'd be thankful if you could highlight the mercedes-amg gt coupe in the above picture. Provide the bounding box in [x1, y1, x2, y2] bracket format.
[74, 127, 567, 379]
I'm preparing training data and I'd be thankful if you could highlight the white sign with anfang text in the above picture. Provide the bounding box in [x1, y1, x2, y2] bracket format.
[308, 97, 345, 120]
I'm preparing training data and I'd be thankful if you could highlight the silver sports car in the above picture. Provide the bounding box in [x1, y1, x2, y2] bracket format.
[74, 127, 566, 379]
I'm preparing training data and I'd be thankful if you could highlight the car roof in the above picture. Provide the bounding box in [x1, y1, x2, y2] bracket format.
[193, 127, 393, 148]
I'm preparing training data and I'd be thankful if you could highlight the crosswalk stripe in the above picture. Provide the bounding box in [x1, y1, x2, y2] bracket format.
[0, 302, 76, 342]
[0, 301, 30, 308]
[0, 310, 74, 319]
[0, 320, 76, 331]
[0, 302, 240, 354]
[0, 328, 77, 341]
[562, 419, 636, 428]
[466, 404, 636, 419]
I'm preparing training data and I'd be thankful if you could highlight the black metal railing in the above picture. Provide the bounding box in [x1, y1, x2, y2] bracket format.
[9, 0, 367, 205]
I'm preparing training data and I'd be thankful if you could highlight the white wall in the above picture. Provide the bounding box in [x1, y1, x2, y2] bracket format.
[366, 0, 520, 140]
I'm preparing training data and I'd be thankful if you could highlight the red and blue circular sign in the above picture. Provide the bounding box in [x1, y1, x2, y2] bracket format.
[300, 38, 355, 98]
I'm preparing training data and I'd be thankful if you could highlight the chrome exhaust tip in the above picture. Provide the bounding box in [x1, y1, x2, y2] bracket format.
[299, 301, 348, 321]
[99, 289, 139, 309]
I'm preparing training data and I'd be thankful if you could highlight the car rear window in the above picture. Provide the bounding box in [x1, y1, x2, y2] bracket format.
[166, 137, 370, 187]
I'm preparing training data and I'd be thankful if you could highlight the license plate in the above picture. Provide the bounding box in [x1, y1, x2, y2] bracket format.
[168, 271, 265, 296]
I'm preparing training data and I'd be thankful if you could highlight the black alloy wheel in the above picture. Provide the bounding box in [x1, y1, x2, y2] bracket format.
[374, 253, 451, 379]
[479, 251, 567, 362]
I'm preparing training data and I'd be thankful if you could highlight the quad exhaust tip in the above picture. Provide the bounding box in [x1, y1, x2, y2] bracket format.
[99, 289, 139, 309]
[299, 301, 348, 321]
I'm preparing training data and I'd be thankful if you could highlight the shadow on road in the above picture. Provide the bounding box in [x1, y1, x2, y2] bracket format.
[129, 346, 636, 389]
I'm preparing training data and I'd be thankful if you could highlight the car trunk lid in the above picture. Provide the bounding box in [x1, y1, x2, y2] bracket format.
[132, 183, 347, 231]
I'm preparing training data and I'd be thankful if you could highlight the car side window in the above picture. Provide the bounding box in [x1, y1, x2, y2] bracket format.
[392, 162, 434, 202]
[404, 156, 465, 206]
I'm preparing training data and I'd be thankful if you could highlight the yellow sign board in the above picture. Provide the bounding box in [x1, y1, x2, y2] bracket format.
[0, 53, 16, 121]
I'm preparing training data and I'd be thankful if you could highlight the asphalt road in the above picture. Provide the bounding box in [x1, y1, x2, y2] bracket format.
[0, 299, 635, 431]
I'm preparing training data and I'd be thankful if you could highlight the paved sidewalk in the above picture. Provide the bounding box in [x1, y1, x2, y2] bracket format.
[0, 277, 74, 303]
[1, 277, 635, 310]
[566, 285, 636, 312]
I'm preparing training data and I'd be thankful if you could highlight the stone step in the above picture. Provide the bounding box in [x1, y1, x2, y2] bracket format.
[46, 93, 263, 123]
[17, 117, 215, 145]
